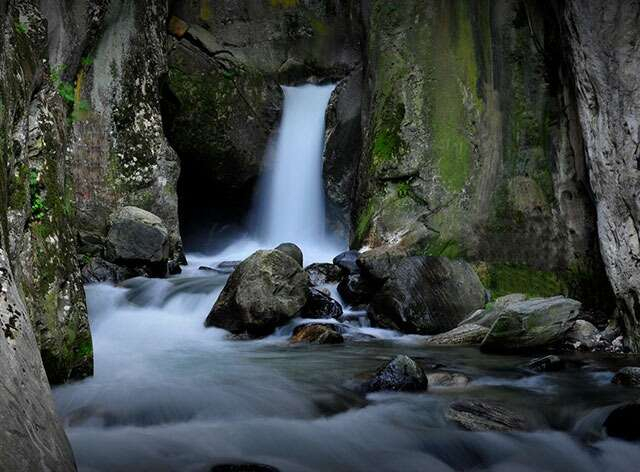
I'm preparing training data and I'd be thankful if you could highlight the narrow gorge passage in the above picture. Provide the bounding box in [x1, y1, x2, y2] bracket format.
[52, 86, 640, 471]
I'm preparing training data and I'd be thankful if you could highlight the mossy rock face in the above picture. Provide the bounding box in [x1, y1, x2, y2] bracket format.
[352, 0, 608, 312]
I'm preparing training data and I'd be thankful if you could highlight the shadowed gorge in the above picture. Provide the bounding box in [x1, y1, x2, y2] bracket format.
[2, 1, 640, 471]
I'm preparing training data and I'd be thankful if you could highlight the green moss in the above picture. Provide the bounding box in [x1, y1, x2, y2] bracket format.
[481, 263, 567, 299]
[371, 101, 405, 169]
[354, 200, 376, 246]
[423, 237, 464, 259]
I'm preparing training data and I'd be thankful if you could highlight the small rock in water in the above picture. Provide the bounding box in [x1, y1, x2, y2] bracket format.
[604, 402, 640, 441]
[363, 355, 428, 393]
[427, 372, 470, 388]
[275, 242, 303, 266]
[333, 250, 360, 274]
[290, 324, 344, 344]
[304, 262, 343, 286]
[446, 400, 530, 432]
[217, 261, 241, 269]
[211, 464, 279, 472]
[526, 355, 565, 373]
[298, 288, 343, 319]
[611, 367, 640, 387]
[565, 319, 600, 350]
[337, 273, 373, 305]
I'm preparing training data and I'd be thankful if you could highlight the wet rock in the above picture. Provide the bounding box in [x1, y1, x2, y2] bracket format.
[299, 288, 343, 319]
[611, 367, 640, 387]
[427, 372, 470, 388]
[604, 402, 640, 441]
[458, 294, 528, 328]
[481, 296, 581, 352]
[566, 319, 600, 350]
[167, 260, 182, 275]
[337, 273, 374, 306]
[526, 355, 565, 373]
[425, 324, 489, 346]
[81, 257, 130, 284]
[205, 250, 309, 337]
[356, 246, 408, 280]
[107, 206, 170, 268]
[363, 355, 428, 393]
[333, 250, 360, 274]
[446, 400, 529, 432]
[274, 243, 303, 266]
[367, 257, 486, 334]
[291, 324, 344, 345]
[304, 263, 343, 286]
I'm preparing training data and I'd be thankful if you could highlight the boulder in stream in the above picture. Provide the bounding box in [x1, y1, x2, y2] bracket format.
[290, 324, 344, 344]
[611, 367, 640, 387]
[446, 400, 530, 432]
[205, 250, 309, 337]
[107, 206, 170, 267]
[565, 319, 600, 350]
[367, 256, 486, 334]
[333, 250, 360, 274]
[274, 243, 303, 266]
[299, 288, 343, 319]
[481, 296, 581, 352]
[363, 355, 428, 393]
[337, 273, 374, 306]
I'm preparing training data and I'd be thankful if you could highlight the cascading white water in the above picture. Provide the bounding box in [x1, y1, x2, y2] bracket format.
[254, 84, 340, 259]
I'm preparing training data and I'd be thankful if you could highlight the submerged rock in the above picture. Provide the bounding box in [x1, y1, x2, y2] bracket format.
[333, 250, 360, 274]
[427, 372, 470, 388]
[604, 402, 640, 441]
[446, 400, 530, 432]
[525, 355, 565, 373]
[274, 243, 303, 266]
[205, 250, 309, 337]
[337, 273, 374, 306]
[425, 324, 489, 346]
[481, 296, 581, 352]
[107, 206, 170, 276]
[290, 324, 344, 344]
[611, 367, 640, 387]
[367, 257, 486, 334]
[363, 355, 428, 393]
[304, 263, 343, 286]
[299, 288, 343, 319]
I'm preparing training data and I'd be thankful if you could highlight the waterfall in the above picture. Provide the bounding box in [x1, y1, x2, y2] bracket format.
[253, 84, 340, 259]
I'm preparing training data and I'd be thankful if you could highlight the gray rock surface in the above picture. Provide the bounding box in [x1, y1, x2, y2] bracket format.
[481, 297, 581, 352]
[425, 324, 489, 346]
[304, 263, 343, 286]
[205, 250, 309, 337]
[363, 355, 428, 393]
[367, 256, 486, 334]
[427, 372, 470, 388]
[563, 0, 640, 351]
[0, 249, 76, 471]
[107, 206, 169, 263]
[566, 320, 600, 350]
[274, 243, 303, 267]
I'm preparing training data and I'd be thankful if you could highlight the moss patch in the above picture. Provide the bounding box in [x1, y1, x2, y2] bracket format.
[478, 262, 567, 299]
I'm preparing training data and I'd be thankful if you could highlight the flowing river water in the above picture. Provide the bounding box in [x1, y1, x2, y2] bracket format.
[53, 85, 640, 471]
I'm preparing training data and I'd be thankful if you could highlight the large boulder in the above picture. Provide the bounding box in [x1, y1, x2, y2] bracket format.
[481, 296, 581, 352]
[333, 250, 360, 274]
[362, 355, 428, 393]
[290, 324, 344, 345]
[107, 206, 170, 272]
[367, 256, 486, 334]
[205, 250, 309, 337]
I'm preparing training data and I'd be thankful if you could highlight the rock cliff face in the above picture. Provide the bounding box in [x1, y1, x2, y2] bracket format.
[562, 1, 640, 351]
[353, 0, 612, 307]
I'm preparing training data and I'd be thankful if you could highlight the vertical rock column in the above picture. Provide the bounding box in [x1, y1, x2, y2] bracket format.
[563, 1, 640, 350]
